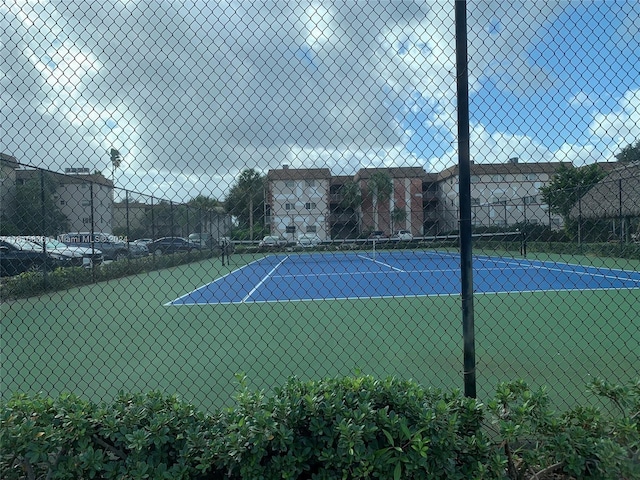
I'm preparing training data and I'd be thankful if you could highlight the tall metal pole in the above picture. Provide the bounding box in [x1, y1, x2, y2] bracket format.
[40, 170, 48, 288]
[455, 0, 476, 398]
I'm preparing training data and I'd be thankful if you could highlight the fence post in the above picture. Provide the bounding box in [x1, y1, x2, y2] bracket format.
[90, 182, 95, 283]
[39, 170, 48, 289]
[455, 0, 476, 398]
[125, 190, 130, 245]
[186, 204, 190, 239]
[170, 201, 175, 237]
[150, 197, 156, 260]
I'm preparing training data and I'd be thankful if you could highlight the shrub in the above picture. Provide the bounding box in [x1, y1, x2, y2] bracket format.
[1, 377, 638, 480]
[0, 250, 217, 301]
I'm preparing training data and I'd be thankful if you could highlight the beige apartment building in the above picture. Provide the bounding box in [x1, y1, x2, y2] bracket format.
[266, 167, 331, 242]
[0, 154, 19, 225]
[15, 168, 114, 234]
[266, 159, 570, 240]
[437, 159, 569, 232]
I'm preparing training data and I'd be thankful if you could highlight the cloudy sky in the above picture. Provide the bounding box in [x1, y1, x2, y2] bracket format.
[2, 0, 639, 202]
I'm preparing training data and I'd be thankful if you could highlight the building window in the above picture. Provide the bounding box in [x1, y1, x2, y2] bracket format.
[284, 180, 295, 187]
[470, 175, 480, 183]
[305, 179, 315, 187]
[285, 203, 294, 210]
[523, 196, 536, 205]
[525, 173, 538, 181]
[60, 200, 66, 205]
[305, 202, 316, 210]
[82, 217, 91, 224]
[492, 174, 505, 182]
[306, 225, 317, 233]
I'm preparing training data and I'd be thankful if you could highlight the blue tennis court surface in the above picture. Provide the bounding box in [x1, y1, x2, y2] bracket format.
[167, 252, 640, 305]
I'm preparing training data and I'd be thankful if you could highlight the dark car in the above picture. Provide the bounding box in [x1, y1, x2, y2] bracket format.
[59, 232, 131, 261]
[147, 237, 201, 255]
[368, 230, 386, 240]
[0, 237, 61, 277]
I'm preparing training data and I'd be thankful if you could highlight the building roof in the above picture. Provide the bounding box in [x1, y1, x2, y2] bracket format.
[354, 167, 428, 181]
[569, 162, 640, 218]
[1, 153, 19, 169]
[267, 168, 331, 180]
[437, 161, 570, 181]
[330, 175, 354, 186]
[16, 169, 114, 188]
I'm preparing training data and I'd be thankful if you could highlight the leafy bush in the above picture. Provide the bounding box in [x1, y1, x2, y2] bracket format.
[526, 241, 640, 260]
[0, 250, 217, 301]
[487, 379, 639, 479]
[1, 377, 638, 480]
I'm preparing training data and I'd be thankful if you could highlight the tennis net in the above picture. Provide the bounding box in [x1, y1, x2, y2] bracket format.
[249, 231, 525, 266]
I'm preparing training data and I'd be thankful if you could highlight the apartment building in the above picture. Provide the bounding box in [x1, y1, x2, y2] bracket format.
[16, 168, 114, 233]
[354, 167, 427, 237]
[266, 159, 570, 240]
[0, 154, 19, 224]
[266, 166, 331, 242]
[437, 159, 569, 232]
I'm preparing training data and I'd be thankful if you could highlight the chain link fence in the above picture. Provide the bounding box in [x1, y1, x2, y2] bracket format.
[2, 1, 639, 412]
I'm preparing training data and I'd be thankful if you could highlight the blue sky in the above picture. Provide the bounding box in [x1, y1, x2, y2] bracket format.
[2, 0, 639, 201]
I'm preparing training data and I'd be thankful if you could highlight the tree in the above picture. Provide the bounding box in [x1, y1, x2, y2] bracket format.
[224, 169, 265, 240]
[540, 163, 606, 226]
[187, 194, 220, 211]
[391, 206, 407, 233]
[339, 180, 362, 211]
[12, 172, 68, 236]
[367, 172, 393, 231]
[187, 195, 221, 235]
[614, 140, 640, 163]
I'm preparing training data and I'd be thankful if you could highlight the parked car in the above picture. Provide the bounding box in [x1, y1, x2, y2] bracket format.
[258, 235, 287, 248]
[368, 230, 386, 240]
[297, 234, 322, 248]
[22, 236, 104, 268]
[0, 237, 62, 276]
[132, 238, 153, 246]
[127, 241, 149, 258]
[147, 237, 201, 255]
[188, 233, 214, 248]
[391, 230, 413, 241]
[59, 232, 130, 261]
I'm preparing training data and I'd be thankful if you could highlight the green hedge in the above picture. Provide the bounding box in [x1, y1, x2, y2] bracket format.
[0, 250, 217, 301]
[526, 241, 640, 260]
[1, 376, 638, 479]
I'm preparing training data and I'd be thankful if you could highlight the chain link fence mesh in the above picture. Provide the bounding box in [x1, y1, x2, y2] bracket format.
[1, 1, 639, 412]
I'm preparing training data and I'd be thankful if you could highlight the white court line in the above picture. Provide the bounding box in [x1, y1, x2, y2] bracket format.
[164, 256, 275, 306]
[356, 254, 406, 272]
[241, 256, 289, 303]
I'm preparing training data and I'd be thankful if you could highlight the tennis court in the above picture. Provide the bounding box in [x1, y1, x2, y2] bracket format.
[2, 249, 639, 413]
[168, 251, 640, 305]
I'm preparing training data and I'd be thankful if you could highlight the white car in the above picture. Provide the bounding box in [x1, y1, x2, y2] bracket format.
[391, 230, 413, 241]
[258, 235, 287, 248]
[297, 234, 322, 248]
[22, 236, 103, 267]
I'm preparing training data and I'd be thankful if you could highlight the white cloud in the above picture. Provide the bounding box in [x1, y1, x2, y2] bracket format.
[1, 0, 638, 202]
[589, 88, 640, 146]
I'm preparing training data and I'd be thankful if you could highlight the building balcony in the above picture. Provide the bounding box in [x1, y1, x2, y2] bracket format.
[329, 212, 358, 224]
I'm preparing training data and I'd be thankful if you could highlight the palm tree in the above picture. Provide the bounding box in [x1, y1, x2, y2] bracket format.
[391, 206, 407, 234]
[368, 172, 393, 232]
